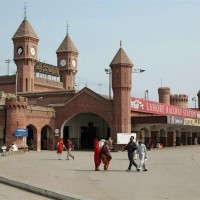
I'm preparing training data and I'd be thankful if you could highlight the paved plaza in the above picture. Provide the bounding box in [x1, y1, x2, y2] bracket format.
[0, 146, 200, 200]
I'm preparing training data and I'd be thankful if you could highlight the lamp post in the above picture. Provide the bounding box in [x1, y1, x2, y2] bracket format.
[132, 69, 145, 73]
[105, 68, 112, 100]
[192, 97, 197, 108]
[145, 90, 149, 100]
[105, 68, 145, 100]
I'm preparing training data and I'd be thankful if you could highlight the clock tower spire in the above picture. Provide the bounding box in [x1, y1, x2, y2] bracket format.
[12, 8, 39, 93]
[56, 25, 78, 90]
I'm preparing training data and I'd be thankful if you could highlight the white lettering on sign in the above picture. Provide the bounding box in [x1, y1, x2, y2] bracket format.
[131, 97, 200, 119]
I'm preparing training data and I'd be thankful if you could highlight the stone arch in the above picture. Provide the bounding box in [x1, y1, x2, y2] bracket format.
[187, 130, 192, 145]
[197, 131, 200, 144]
[180, 128, 187, 145]
[59, 112, 109, 149]
[139, 127, 150, 146]
[55, 90, 113, 143]
[0, 125, 4, 147]
[159, 128, 167, 147]
[26, 124, 37, 150]
[175, 129, 181, 146]
[41, 125, 52, 150]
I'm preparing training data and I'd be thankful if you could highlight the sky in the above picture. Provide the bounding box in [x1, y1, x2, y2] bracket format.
[0, 0, 200, 108]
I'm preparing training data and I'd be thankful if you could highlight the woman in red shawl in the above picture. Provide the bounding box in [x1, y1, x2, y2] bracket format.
[57, 138, 65, 160]
[94, 138, 101, 171]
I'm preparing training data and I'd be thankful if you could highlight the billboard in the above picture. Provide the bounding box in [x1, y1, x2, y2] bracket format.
[117, 133, 136, 144]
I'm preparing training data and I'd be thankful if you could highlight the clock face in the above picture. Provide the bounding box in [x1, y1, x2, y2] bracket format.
[72, 59, 76, 67]
[60, 59, 66, 67]
[30, 47, 36, 56]
[17, 47, 23, 55]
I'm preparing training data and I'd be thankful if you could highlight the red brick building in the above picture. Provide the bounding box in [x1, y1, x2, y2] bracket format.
[0, 16, 200, 151]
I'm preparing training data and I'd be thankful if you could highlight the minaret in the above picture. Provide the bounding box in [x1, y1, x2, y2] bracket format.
[56, 23, 79, 90]
[110, 41, 133, 135]
[12, 5, 39, 93]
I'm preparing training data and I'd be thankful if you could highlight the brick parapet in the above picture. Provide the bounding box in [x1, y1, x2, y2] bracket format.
[5, 96, 27, 108]
[170, 94, 188, 108]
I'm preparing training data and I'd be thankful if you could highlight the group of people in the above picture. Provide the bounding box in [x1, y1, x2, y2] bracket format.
[123, 136, 148, 172]
[94, 136, 148, 172]
[57, 138, 75, 160]
[57, 135, 148, 172]
[94, 136, 147, 172]
[94, 137, 112, 171]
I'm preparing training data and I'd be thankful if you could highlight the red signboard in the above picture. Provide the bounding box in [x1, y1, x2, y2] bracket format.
[131, 97, 200, 119]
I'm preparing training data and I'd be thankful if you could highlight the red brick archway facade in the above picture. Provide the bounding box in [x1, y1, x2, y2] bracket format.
[55, 89, 114, 140]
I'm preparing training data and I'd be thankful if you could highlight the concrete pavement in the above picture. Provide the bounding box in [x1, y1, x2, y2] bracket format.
[0, 146, 200, 200]
[0, 183, 50, 200]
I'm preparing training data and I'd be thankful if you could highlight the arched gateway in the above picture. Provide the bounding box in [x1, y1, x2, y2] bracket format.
[60, 113, 109, 149]
[54, 88, 112, 150]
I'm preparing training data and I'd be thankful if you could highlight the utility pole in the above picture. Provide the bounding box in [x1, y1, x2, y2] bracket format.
[5, 59, 11, 76]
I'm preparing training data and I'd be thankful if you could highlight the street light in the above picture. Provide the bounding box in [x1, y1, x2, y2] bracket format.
[145, 90, 149, 100]
[192, 97, 197, 108]
[105, 68, 145, 100]
[105, 68, 112, 100]
[132, 69, 145, 73]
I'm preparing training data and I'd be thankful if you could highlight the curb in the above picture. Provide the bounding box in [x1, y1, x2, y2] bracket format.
[0, 176, 82, 200]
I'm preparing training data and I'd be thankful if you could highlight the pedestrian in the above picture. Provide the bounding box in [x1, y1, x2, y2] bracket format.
[136, 139, 148, 172]
[66, 138, 75, 160]
[100, 140, 112, 170]
[107, 136, 113, 151]
[9, 143, 18, 152]
[122, 136, 138, 172]
[57, 138, 65, 160]
[156, 142, 161, 150]
[94, 137, 101, 171]
[99, 138, 105, 148]
[194, 137, 198, 145]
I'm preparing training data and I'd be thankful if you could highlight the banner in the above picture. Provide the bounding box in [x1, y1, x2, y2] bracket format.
[131, 97, 200, 119]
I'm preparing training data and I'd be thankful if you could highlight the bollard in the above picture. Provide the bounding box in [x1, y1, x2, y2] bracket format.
[1, 146, 7, 156]
[3, 149, 6, 156]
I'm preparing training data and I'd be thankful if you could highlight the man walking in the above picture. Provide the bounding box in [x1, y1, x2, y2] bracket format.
[136, 139, 148, 172]
[122, 136, 138, 172]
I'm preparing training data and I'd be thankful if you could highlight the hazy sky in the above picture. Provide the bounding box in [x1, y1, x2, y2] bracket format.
[0, 0, 200, 107]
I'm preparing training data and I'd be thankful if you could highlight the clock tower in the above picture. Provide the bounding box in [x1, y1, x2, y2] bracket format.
[12, 16, 39, 93]
[56, 31, 79, 90]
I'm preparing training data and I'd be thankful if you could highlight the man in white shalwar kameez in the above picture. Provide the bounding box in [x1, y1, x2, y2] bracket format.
[136, 140, 148, 172]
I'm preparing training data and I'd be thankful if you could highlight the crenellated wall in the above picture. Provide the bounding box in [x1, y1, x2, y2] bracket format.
[170, 94, 188, 108]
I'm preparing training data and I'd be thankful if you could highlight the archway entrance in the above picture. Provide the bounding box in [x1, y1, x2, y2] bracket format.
[81, 123, 97, 149]
[27, 125, 34, 150]
[61, 113, 109, 150]
[41, 125, 50, 150]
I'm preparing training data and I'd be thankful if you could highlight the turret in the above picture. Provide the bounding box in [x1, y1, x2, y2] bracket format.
[5, 96, 27, 144]
[110, 42, 133, 140]
[170, 94, 188, 108]
[158, 87, 170, 105]
[197, 91, 200, 110]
